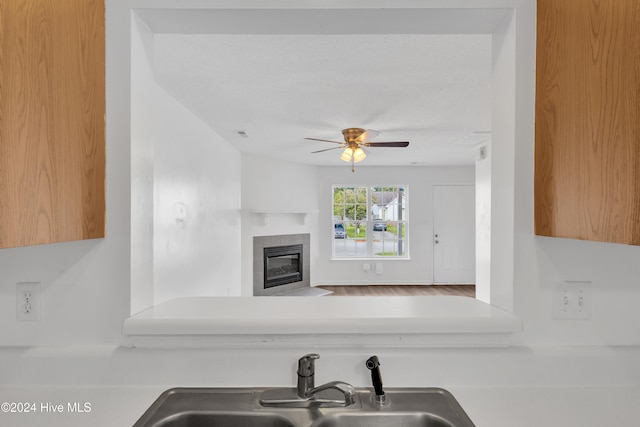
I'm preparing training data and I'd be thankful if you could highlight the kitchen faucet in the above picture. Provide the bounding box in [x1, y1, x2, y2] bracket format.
[260, 353, 356, 407]
[296, 353, 356, 404]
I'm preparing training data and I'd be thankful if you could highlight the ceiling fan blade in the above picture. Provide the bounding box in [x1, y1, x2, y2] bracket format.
[304, 137, 345, 144]
[311, 146, 345, 153]
[363, 141, 410, 148]
[355, 129, 380, 143]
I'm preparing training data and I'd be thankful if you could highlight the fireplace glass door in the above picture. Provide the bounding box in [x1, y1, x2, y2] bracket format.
[264, 244, 303, 288]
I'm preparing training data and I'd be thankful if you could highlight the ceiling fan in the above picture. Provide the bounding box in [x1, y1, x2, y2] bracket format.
[305, 128, 410, 172]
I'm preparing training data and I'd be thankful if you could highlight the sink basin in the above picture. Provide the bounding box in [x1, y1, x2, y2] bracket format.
[311, 412, 454, 427]
[134, 387, 474, 427]
[153, 411, 297, 427]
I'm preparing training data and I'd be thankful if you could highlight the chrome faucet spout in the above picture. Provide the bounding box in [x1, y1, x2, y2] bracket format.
[306, 381, 357, 406]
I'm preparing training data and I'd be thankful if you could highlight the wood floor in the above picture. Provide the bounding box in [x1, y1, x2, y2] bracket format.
[316, 284, 475, 298]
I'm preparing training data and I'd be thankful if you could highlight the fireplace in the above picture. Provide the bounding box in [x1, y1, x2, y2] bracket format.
[264, 244, 303, 288]
[253, 234, 311, 296]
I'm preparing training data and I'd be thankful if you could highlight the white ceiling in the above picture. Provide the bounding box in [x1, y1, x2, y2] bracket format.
[139, 8, 501, 167]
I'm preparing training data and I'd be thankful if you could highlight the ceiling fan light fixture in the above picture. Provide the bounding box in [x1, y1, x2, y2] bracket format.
[341, 148, 353, 162]
[353, 147, 366, 163]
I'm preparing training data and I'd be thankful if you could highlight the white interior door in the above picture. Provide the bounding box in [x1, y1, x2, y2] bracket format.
[433, 185, 476, 284]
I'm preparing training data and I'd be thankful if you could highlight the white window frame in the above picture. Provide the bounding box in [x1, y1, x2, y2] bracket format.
[332, 185, 408, 259]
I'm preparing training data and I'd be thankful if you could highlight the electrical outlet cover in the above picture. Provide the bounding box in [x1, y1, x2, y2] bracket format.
[16, 282, 41, 321]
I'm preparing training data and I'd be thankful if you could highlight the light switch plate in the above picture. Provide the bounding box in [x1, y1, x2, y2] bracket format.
[552, 281, 591, 320]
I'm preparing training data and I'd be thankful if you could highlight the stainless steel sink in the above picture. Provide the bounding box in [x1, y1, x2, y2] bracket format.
[311, 412, 455, 427]
[134, 387, 475, 427]
[152, 411, 297, 427]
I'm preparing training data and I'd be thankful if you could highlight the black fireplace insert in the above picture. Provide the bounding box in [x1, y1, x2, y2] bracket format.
[263, 244, 303, 288]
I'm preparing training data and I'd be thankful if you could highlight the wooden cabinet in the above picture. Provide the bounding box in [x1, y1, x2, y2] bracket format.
[535, 0, 640, 245]
[0, 0, 105, 248]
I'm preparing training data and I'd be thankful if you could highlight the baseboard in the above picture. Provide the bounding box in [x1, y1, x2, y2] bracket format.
[312, 282, 434, 287]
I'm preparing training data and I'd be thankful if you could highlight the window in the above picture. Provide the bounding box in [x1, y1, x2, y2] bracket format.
[332, 186, 408, 258]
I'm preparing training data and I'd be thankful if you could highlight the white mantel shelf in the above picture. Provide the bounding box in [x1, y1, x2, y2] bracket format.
[123, 296, 522, 348]
[249, 209, 319, 225]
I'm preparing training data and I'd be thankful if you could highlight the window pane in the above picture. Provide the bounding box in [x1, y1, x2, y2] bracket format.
[345, 221, 367, 240]
[374, 221, 407, 257]
[333, 185, 406, 258]
[333, 220, 367, 257]
[333, 186, 368, 257]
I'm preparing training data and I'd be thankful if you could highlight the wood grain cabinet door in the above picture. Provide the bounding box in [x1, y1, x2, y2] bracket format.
[535, 0, 640, 245]
[0, 0, 105, 248]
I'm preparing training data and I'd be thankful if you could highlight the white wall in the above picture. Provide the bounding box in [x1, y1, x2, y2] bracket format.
[314, 165, 474, 285]
[131, 16, 242, 305]
[475, 142, 491, 302]
[489, 7, 516, 312]
[520, 238, 640, 345]
[241, 154, 320, 296]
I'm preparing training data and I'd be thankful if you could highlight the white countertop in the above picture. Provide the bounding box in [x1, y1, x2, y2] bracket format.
[123, 296, 521, 347]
